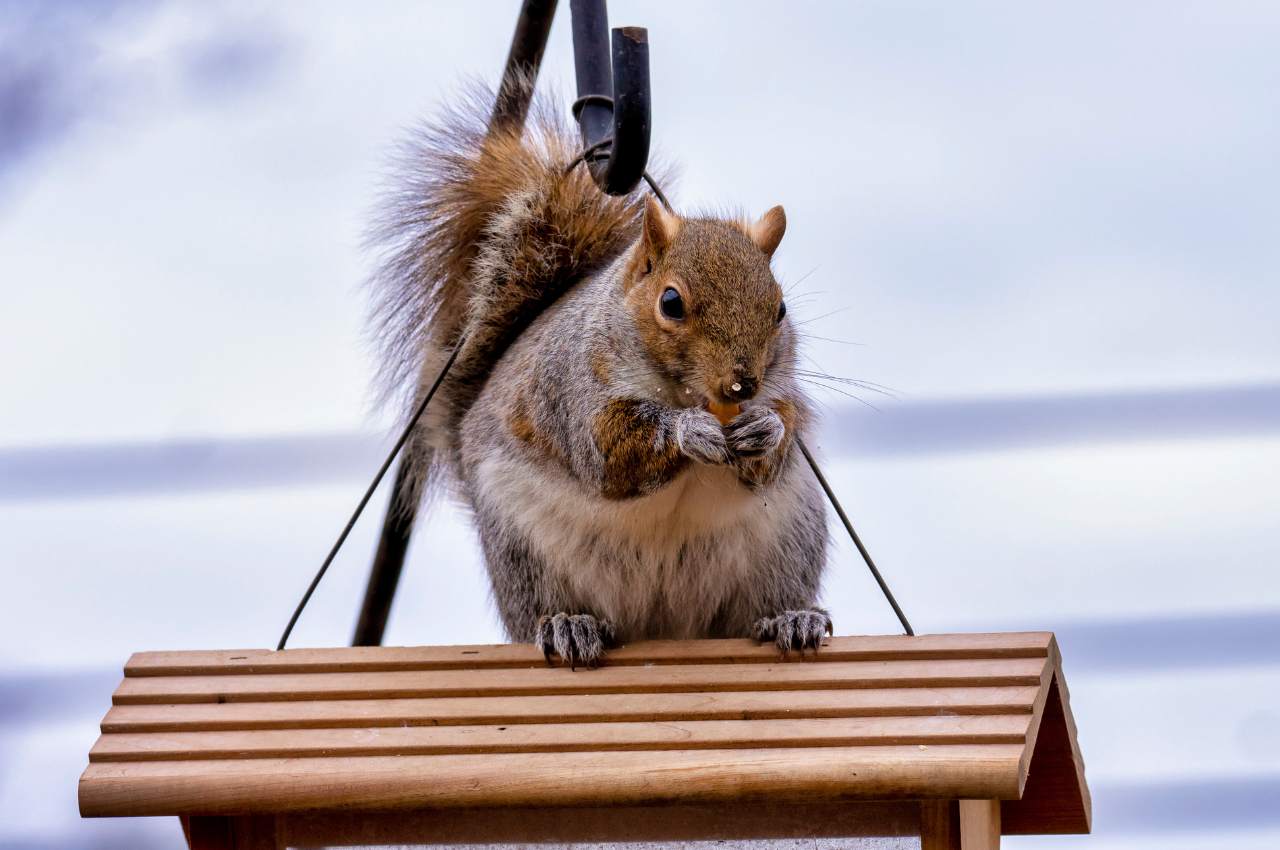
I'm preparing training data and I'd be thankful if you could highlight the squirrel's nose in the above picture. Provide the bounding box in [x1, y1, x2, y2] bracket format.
[721, 375, 758, 402]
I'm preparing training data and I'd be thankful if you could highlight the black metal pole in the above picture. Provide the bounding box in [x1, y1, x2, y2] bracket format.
[604, 26, 651, 194]
[350, 0, 559, 648]
[570, 0, 612, 164]
[492, 0, 559, 131]
[350, 461, 417, 645]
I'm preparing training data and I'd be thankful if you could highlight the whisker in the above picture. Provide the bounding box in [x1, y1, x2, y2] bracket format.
[796, 372, 896, 398]
[793, 306, 852, 327]
[782, 267, 820, 295]
[795, 377, 882, 411]
[798, 333, 865, 346]
[796, 352, 897, 396]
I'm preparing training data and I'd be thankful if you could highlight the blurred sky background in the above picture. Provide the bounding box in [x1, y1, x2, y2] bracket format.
[1, 1, 1279, 848]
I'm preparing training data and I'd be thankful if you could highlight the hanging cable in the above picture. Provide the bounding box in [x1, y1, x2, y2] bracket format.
[796, 437, 914, 635]
[276, 338, 466, 650]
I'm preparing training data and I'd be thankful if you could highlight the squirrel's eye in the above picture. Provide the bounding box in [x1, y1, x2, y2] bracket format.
[660, 287, 685, 320]
[776, 301, 787, 323]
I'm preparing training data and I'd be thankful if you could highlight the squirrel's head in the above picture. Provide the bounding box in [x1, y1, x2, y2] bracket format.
[625, 196, 792, 410]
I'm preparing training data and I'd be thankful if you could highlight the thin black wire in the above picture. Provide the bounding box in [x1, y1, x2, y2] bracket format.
[276, 338, 467, 650]
[561, 134, 670, 212]
[796, 437, 914, 636]
[641, 171, 672, 213]
[562, 137, 613, 175]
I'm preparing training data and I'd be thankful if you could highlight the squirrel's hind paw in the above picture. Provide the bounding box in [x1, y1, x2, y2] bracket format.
[753, 608, 833, 657]
[536, 613, 616, 670]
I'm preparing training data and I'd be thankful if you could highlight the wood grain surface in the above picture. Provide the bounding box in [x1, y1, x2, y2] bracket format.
[78, 632, 1089, 838]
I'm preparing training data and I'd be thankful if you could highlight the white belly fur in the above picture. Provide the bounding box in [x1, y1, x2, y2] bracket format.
[474, 454, 802, 638]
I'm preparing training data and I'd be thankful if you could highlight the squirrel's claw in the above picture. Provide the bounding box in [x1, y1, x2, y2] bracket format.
[753, 608, 833, 658]
[536, 615, 557, 666]
[535, 612, 615, 671]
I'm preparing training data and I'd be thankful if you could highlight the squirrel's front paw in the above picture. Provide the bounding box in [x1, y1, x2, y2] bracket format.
[675, 408, 732, 465]
[536, 613, 616, 670]
[753, 608, 833, 656]
[726, 406, 786, 458]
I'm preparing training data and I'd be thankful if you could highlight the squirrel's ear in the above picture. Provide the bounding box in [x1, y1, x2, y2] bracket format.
[748, 205, 787, 258]
[642, 194, 679, 261]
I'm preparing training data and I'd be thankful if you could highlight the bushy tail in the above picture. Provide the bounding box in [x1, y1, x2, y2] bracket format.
[368, 82, 647, 500]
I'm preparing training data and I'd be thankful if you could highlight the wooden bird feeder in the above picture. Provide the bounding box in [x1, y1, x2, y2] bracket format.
[79, 631, 1089, 848]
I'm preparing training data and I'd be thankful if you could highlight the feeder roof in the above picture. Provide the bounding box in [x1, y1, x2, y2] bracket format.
[79, 631, 1089, 836]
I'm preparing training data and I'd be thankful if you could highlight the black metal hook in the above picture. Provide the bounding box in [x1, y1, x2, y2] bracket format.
[569, 0, 651, 195]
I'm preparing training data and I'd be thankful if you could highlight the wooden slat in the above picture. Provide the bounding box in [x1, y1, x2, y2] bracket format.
[124, 633, 1052, 676]
[79, 744, 1027, 817]
[91, 714, 1032, 762]
[103, 685, 1039, 732]
[112, 657, 1048, 705]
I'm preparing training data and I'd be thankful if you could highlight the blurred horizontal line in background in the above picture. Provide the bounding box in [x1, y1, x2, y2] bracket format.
[1099, 775, 1280, 833]
[820, 380, 1280, 456]
[3, 382, 1278, 501]
[0, 432, 379, 502]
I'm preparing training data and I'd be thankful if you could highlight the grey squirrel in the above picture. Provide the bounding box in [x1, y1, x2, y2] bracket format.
[369, 86, 829, 667]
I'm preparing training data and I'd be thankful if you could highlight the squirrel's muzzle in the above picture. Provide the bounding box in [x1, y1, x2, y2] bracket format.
[720, 375, 758, 403]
